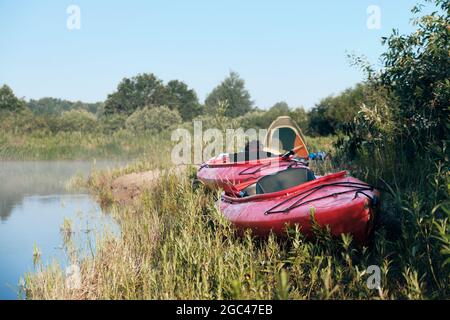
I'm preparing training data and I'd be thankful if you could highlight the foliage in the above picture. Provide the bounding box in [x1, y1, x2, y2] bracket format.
[289, 107, 309, 134]
[333, 0, 450, 299]
[104, 73, 200, 121]
[0, 84, 26, 112]
[340, 0, 449, 172]
[28, 97, 103, 116]
[98, 114, 127, 133]
[164, 80, 202, 121]
[205, 71, 253, 118]
[0, 108, 62, 134]
[125, 106, 182, 133]
[236, 102, 309, 133]
[104, 73, 166, 116]
[0, 130, 172, 160]
[58, 109, 97, 133]
[309, 83, 368, 136]
[377, 0, 449, 154]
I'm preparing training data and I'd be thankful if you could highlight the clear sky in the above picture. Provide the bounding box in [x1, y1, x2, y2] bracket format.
[0, 0, 425, 109]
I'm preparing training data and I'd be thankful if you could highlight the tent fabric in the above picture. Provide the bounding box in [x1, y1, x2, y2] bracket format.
[264, 116, 309, 158]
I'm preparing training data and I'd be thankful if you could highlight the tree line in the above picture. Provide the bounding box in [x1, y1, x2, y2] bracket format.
[0, 71, 368, 136]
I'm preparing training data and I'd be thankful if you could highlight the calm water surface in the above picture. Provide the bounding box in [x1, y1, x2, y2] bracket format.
[0, 160, 124, 299]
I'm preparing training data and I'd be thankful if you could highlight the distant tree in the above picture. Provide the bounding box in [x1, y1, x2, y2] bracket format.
[235, 102, 306, 131]
[0, 85, 26, 112]
[205, 71, 253, 118]
[269, 101, 290, 113]
[104, 73, 166, 116]
[309, 83, 367, 135]
[28, 97, 102, 116]
[289, 107, 309, 133]
[164, 80, 201, 121]
[308, 98, 337, 136]
[265, 101, 290, 120]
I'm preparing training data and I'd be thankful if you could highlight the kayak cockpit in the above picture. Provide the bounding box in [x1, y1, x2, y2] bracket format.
[239, 166, 315, 197]
[228, 140, 278, 163]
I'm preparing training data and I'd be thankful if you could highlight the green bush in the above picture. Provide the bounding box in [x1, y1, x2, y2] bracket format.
[235, 103, 309, 132]
[99, 114, 127, 133]
[334, 0, 450, 298]
[125, 106, 182, 133]
[235, 110, 268, 129]
[340, 0, 449, 177]
[309, 83, 368, 136]
[59, 109, 98, 132]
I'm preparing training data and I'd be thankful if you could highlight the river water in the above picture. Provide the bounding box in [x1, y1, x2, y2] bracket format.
[0, 160, 124, 299]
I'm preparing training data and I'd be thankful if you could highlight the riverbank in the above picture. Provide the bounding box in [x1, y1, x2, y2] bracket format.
[0, 130, 172, 161]
[0, 127, 336, 161]
[22, 152, 449, 299]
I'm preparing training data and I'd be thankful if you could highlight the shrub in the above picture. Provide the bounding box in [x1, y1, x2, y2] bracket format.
[59, 109, 97, 132]
[334, 0, 449, 298]
[309, 84, 368, 136]
[99, 114, 127, 133]
[125, 106, 182, 133]
[235, 103, 309, 132]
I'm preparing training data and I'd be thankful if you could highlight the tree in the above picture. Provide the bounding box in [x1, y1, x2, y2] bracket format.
[340, 0, 449, 166]
[205, 71, 253, 118]
[104, 73, 201, 121]
[309, 83, 367, 135]
[378, 0, 449, 150]
[266, 101, 290, 118]
[164, 80, 201, 121]
[0, 85, 26, 112]
[289, 107, 309, 133]
[343, 0, 449, 160]
[104, 73, 166, 116]
[28, 97, 102, 115]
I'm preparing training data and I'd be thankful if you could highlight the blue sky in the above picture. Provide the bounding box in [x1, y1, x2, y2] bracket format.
[0, 0, 425, 109]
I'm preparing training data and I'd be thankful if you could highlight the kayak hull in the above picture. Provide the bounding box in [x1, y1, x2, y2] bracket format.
[220, 173, 379, 243]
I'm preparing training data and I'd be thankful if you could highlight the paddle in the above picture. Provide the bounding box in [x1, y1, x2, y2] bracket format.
[281, 145, 304, 160]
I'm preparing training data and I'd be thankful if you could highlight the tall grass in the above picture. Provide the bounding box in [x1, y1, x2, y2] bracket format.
[0, 130, 172, 161]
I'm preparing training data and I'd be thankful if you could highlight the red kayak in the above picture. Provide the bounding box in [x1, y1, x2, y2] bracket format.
[197, 116, 310, 191]
[220, 165, 379, 243]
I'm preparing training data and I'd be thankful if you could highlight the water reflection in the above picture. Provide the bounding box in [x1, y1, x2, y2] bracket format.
[0, 160, 122, 220]
[0, 160, 123, 300]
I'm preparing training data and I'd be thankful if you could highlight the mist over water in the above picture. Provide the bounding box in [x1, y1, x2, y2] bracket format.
[0, 160, 124, 299]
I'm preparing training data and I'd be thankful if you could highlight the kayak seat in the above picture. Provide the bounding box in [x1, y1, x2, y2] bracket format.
[242, 167, 315, 196]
